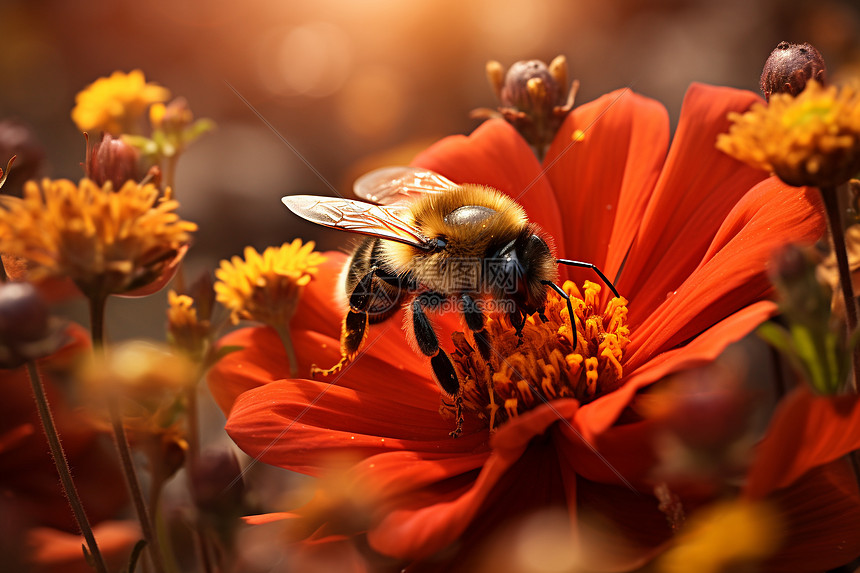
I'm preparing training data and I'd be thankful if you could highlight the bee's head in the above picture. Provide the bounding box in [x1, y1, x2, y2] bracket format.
[487, 229, 557, 313]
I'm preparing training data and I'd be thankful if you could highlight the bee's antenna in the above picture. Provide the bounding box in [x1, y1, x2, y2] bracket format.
[556, 259, 620, 299]
[541, 280, 578, 348]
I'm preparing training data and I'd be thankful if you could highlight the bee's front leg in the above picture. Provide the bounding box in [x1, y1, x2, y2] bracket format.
[412, 291, 459, 396]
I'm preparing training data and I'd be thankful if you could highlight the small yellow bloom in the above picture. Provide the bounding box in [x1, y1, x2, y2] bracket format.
[717, 80, 860, 187]
[214, 239, 325, 327]
[0, 178, 196, 298]
[657, 500, 782, 573]
[72, 70, 170, 135]
[167, 290, 211, 361]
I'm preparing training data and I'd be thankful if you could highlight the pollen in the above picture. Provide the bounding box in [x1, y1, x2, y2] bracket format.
[716, 79, 860, 188]
[443, 280, 630, 432]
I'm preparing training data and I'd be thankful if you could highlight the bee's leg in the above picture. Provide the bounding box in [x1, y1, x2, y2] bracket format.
[311, 267, 378, 378]
[537, 306, 549, 323]
[542, 280, 579, 349]
[413, 291, 459, 396]
[461, 293, 492, 362]
[509, 308, 526, 345]
[556, 259, 621, 299]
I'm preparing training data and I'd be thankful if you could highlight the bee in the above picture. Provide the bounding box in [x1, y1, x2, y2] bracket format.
[282, 166, 619, 397]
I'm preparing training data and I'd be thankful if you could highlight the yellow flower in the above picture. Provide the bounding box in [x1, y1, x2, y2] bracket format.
[214, 239, 325, 327]
[0, 178, 196, 298]
[657, 500, 782, 573]
[214, 240, 325, 377]
[72, 70, 170, 135]
[167, 289, 211, 361]
[717, 80, 860, 187]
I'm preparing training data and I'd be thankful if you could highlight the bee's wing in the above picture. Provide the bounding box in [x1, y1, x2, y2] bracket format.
[282, 195, 434, 250]
[353, 166, 458, 205]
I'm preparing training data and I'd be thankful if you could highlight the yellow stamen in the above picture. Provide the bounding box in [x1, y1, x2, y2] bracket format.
[717, 79, 860, 187]
[446, 280, 630, 432]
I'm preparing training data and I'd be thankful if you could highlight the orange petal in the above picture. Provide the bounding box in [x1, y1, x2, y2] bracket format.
[619, 84, 770, 310]
[367, 402, 577, 559]
[544, 88, 669, 284]
[208, 318, 431, 416]
[762, 460, 860, 571]
[744, 386, 860, 499]
[288, 252, 350, 340]
[411, 118, 565, 242]
[575, 300, 777, 439]
[26, 520, 140, 573]
[224, 378, 486, 476]
[627, 179, 823, 362]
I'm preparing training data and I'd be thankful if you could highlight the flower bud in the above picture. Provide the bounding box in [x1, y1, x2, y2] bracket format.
[500, 60, 564, 116]
[0, 282, 49, 343]
[150, 97, 193, 134]
[0, 282, 66, 368]
[189, 448, 245, 515]
[472, 56, 579, 159]
[86, 133, 140, 189]
[771, 243, 828, 319]
[0, 120, 45, 197]
[760, 41, 827, 101]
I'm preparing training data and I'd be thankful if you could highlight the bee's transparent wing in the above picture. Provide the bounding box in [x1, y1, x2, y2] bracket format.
[354, 166, 458, 205]
[282, 195, 434, 250]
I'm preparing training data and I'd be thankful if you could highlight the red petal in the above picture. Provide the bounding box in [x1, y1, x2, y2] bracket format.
[744, 386, 860, 499]
[570, 476, 672, 568]
[555, 417, 658, 487]
[762, 460, 860, 571]
[619, 84, 770, 312]
[576, 301, 777, 438]
[367, 402, 578, 560]
[224, 379, 487, 476]
[544, 89, 669, 283]
[289, 252, 350, 340]
[627, 179, 823, 362]
[208, 320, 429, 415]
[411, 119, 565, 242]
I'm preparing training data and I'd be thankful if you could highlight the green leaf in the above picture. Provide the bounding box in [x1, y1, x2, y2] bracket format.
[790, 323, 829, 393]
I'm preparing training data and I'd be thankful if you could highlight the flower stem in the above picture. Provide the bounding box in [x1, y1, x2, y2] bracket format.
[820, 185, 860, 392]
[26, 361, 108, 573]
[87, 292, 168, 573]
[274, 324, 298, 378]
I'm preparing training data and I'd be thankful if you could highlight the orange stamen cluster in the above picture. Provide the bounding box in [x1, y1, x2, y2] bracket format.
[443, 281, 630, 432]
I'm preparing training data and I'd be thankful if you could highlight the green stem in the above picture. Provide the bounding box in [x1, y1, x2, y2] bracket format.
[274, 324, 298, 378]
[820, 186, 860, 393]
[88, 292, 168, 573]
[26, 361, 108, 573]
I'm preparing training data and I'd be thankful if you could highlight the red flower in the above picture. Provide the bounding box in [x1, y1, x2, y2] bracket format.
[208, 84, 824, 566]
[741, 386, 860, 572]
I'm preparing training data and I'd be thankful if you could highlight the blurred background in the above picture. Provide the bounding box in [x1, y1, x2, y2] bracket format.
[1, 0, 859, 341]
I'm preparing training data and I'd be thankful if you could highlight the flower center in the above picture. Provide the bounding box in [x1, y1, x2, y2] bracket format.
[441, 280, 630, 433]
